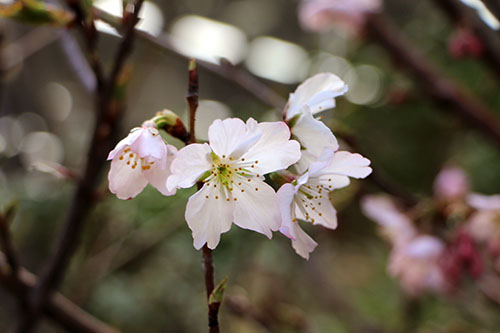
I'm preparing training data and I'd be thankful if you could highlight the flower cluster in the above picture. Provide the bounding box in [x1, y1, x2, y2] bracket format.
[362, 166, 500, 297]
[107, 73, 372, 259]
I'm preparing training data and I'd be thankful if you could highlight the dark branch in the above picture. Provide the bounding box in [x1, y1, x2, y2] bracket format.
[15, 1, 145, 331]
[365, 14, 500, 149]
[0, 252, 119, 333]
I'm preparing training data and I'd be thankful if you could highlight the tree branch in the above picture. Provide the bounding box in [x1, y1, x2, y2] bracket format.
[431, 0, 500, 83]
[0, 252, 119, 333]
[15, 1, 145, 331]
[365, 14, 500, 149]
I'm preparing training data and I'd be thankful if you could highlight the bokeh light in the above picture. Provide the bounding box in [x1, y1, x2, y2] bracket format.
[245, 36, 310, 84]
[169, 15, 248, 64]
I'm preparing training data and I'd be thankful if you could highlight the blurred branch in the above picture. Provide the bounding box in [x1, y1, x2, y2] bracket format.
[365, 14, 500, 149]
[93, 7, 287, 110]
[58, 30, 96, 93]
[16, 1, 145, 331]
[0, 252, 119, 333]
[431, 0, 500, 82]
[224, 296, 278, 333]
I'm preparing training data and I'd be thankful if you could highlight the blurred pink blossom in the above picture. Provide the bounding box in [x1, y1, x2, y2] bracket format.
[298, 0, 382, 35]
[389, 235, 448, 296]
[433, 166, 469, 202]
[362, 195, 448, 295]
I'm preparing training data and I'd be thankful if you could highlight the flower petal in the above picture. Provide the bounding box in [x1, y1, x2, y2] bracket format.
[144, 145, 177, 196]
[242, 121, 301, 175]
[167, 143, 212, 190]
[320, 151, 372, 179]
[278, 183, 298, 240]
[185, 184, 234, 249]
[467, 193, 500, 211]
[295, 192, 338, 230]
[107, 128, 143, 160]
[233, 179, 281, 238]
[285, 73, 348, 119]
[290, 221, 318, 260]
[108, 152, 148, 200]
[208, 118, 261, 158]
[129, 127, 167, 161]
[293, 109, 339, 172]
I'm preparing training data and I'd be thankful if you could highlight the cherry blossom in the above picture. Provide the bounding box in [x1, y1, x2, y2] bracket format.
[167, 118, 301, 250]
[362, 195, 448, 295]
[433, 166, 469, 202]
[466, 194, 500, 249]
[278, 149, 371, 259]
[284, 73, 348, 169]
[298, 0, 382, 35]
[107, 120, 177, 200]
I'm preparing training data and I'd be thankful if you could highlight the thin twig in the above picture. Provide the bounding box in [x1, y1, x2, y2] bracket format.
[365, 14, 500, 149]
[187, 59, 199, 144]
[0, 252, 119, 333]
[15, 1, 145, 331]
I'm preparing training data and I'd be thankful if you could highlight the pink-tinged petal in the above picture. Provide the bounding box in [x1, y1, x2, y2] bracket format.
[167, 143, 212, 191]
[107, 128, 143, 160]
[242, 121, 301, 175]
[433, 166, 469, 201]
[294, 193, 338, 230]
[467, 211, 500, 242]
[144, 145, 177, 196]
[361, 195, 416, 246]
[285, 73, 348, 119]
[129, 127, 167, 161]
[208, 118, 262, 158]
[278, 183, 298, 240]
[320, 151, 372, 179]
[185, 184, 234, 250]
[405, 236, 445, 258]
[293, 109, 339, 172]
[290, 221, 318, 260]
[467, 193, 500, 211]
[108, 154, 148, 200]
[233, 179, 281, 238]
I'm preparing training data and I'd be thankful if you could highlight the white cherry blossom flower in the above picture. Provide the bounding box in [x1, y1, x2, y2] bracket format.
[466, 193, 500, 244]
[278, 149, 371, 259]
[284, 73, 348, 169]
[107, 120, 177, 200]
[167, 118, 301, 250]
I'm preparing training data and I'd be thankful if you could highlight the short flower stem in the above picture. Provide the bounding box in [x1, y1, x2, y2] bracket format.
[186, 60, 221, 332]
[202, 245, 220, 333]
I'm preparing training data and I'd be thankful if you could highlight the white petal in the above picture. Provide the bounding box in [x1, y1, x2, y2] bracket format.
[277, 183, 298, 240]
[285, 73, 348, 119]
[129, 128, 167, 161]
[293, 109, 339, 172]
[467, 193, 500, 211]
[405, 236, 444, 259]
[185, 184, 234, 249]
[290, 221, 318, 260]
[108, 152, 148, 200]
[167, 143, 212, 190]
[361, 195, 416, 245]
[320, 151, 372, 179]
[233, 179, 281, 238]
[144, 145, 177, 196]
[295, 192, 338, 230]
[107, 128, 143, 160]
[208, 118, 261, 158]
[242, 121, 301, 175]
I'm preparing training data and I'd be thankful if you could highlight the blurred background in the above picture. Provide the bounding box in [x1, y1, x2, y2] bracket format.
[2, 0, 500, 332]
